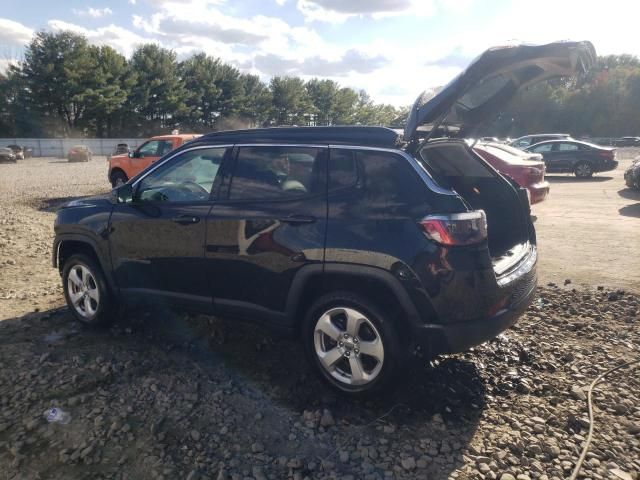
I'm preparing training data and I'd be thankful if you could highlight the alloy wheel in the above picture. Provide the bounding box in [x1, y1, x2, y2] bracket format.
[67, 264, 100, 318]
[313, 307, 385, 386]
[575, 163, 592, 178]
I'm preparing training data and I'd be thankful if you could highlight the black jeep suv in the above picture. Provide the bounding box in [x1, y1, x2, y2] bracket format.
[53, 41, 595, 394]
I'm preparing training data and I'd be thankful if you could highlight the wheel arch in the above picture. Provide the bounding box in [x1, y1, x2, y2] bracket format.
[109, 167, 128, 182]
[286, 263, 423, 345]
[54, 235, 118, 296]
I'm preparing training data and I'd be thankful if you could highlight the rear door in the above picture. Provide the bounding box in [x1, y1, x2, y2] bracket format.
[204, 144, 327, 326]
[554, 142, 582, 170]
[109, 146, 230, 309]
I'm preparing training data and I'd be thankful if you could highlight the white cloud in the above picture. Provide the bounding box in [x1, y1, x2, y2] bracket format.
[253, 48, 389, 76]
[0, 58, 19, 73]
[0, 18, 34, 46]
[275, 0, 287, 5]
[72, 7, 114, 18]
[47, 20, 152, 57]
[296, 0, 439, 22]
[129, 0, 137, 4]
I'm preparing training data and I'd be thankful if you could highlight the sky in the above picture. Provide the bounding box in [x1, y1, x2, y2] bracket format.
[0, 0, 638, 106]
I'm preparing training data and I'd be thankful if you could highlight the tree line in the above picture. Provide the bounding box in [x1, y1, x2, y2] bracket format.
[1, 30, 640, 139]
[484, 54, 640, 138]
[0, 31, 406, 138]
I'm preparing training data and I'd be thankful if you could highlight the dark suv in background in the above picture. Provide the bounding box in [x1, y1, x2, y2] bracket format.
[53, 41, 595, 394]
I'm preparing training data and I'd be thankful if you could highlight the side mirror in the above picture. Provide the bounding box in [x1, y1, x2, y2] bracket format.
[128, 151, 136, 158]
[111, 184, 133, 204]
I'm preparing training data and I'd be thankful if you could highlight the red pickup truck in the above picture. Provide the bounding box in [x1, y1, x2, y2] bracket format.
[108, 134, 201, 187]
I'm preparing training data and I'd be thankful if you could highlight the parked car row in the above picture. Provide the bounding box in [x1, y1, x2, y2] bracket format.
[0, 147, 17, 163]
[585, 136, 640, 147]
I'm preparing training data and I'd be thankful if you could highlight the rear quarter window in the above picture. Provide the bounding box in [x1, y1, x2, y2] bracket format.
[330, 148, 428, 209]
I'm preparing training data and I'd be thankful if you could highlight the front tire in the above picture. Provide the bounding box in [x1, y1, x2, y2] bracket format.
[110, 170, 128, 188]
[302, 292, 402, 395]
[574, 162, 593, 178]
[62, 254, 114, 326]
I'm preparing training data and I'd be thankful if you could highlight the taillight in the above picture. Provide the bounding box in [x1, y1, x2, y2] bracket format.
[598, 150, 615, 160]
[419, 211, 488, 246]
[525, 166, 543, 179]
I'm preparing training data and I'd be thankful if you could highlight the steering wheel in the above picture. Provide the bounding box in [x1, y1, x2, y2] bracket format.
[177, 181, 209, 198]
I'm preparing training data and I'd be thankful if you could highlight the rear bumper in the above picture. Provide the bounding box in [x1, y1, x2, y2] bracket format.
[528, 181, 550, 204]
[412, 252, 537, 356]
[596, 160, 618, 172]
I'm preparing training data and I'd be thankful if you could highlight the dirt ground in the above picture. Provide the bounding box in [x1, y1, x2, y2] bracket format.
[533, 148, 640, 294]
[0, 154, 639, 480]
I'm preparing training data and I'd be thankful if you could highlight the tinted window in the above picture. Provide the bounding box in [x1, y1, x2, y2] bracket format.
[530, 143, 554, 153]
[458, 74, 510, 109]
[229, 146, 323, 200]
[157, 140, 174, 156]
[558, 143, 579, 151]
[138, 140, 160, 157]
[419, 144, 494, 180]
[333, 148, 425, 204]
[136, 148, 226, 203]
[329, 149, 358, 190]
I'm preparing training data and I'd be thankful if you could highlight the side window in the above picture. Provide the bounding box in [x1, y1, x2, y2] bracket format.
[136, 148, 227, 203]
[514, 139, 530, 148]
[157, 140, 174, 156]
[558, 143, 579, 151]
[329, 149, 358, 190]
[229, 146, 323, 200]
[137, 140, 160, 157]
[530, 143, 553, 153]
[335, 148, 426, 204]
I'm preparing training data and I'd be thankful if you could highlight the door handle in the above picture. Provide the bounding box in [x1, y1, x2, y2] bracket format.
[279, 214, 316, 225]
[171, 215, 200, 225]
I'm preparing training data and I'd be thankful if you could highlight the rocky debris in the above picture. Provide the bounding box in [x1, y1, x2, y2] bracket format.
[0, 285, 637, 479]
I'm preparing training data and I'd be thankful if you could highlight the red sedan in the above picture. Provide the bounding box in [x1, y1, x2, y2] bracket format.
[474, 142, 550, 205]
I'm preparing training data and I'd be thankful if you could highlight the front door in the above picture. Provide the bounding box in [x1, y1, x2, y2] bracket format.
[204, 145, 328, 326]
[530, 143, 559, 172]
[109, 146, 230, 308]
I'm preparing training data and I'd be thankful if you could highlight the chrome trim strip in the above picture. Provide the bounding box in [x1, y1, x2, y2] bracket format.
[55, 241, 62, 268]
[131, 144, 234, 188]
[328, 144, 456, 196]
[423, 211, 486, 221]
[235, 143, 328, 148]
[496, 244, 537, 286]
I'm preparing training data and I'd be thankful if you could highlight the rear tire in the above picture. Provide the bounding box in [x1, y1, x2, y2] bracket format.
[302, 292, 403, 395]
[110, 171, 128, 188]
[574, 162, 593, 178]
[62, 254, 114, 326]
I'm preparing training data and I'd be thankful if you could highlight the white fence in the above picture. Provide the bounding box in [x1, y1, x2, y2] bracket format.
[0, 138, 146, 157]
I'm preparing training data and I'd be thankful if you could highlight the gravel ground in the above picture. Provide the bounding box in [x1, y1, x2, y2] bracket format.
[0, 156, 639, 480]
